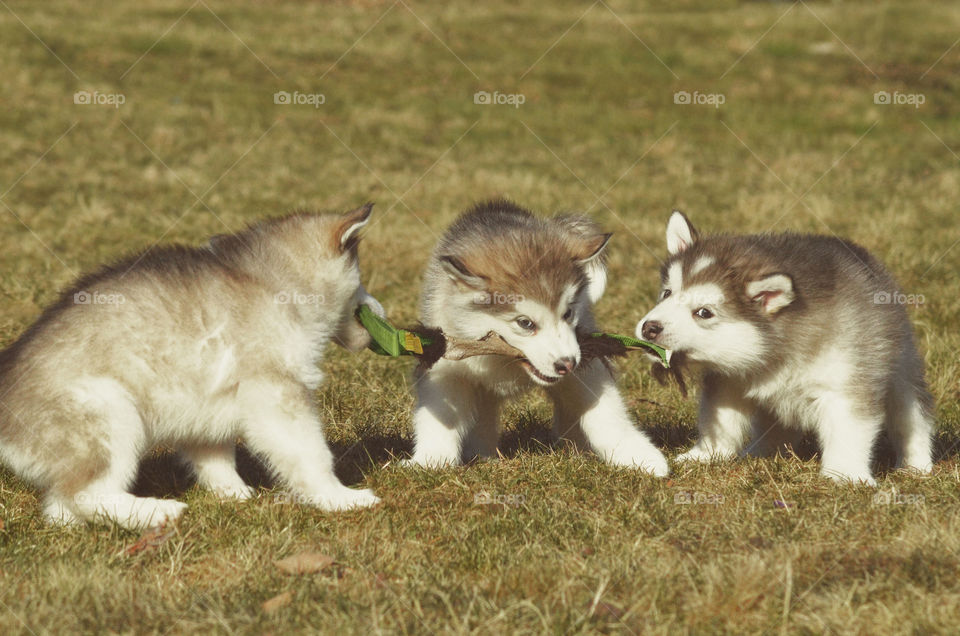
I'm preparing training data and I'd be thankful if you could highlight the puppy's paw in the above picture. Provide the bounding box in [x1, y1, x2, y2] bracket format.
[307, 487, 381, 511]
[821, 467, 877, 488]
[210, 483, 254, 501]
[676, 445, 734, 464]
[402, 453, 460, 469]
[607, 445, 670, 477]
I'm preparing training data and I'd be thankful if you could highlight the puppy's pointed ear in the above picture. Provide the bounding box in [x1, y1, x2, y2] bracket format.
[335, 203, 373, 253]
[746, 273, 795, 314]
[439, 255, 487, 290]
[666, 210, 698, 255]
[572, 232, 612, 264]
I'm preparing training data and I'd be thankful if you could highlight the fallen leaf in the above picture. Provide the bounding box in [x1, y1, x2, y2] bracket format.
[274, 551, 335, 575]
[593, 601, 625, 621]
[262, 591, 293, 613]
[122, 523, 176, 557]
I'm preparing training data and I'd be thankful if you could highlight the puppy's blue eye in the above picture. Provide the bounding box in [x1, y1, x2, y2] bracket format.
[516, 317, 536, 331]
[562, 308, 573, 321]
[694, 307, 714, 319]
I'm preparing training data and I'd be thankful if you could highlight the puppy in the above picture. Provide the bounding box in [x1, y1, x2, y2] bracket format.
[407, 199, 669, 475]
[637, 211, 934, 485]
[0, 205, 383, 528]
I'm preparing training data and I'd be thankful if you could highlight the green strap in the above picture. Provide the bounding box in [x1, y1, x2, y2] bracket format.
[587, 332, 671, 367]
[355, 304, 670, 367]
[356, 304, 432, 357]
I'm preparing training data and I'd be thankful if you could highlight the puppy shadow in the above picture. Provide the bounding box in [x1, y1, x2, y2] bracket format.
[131, 437, 414, 499]
[130, 447, 274, 499]
[131, 423, 957, 498]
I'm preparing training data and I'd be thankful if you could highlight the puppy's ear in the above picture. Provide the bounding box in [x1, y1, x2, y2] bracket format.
[439, 255, 487, 290]
[746, 273, 795, 314]
[571, 232, 612, 264]
[334, 203, 373, 253]
[666, 210, 698, 255]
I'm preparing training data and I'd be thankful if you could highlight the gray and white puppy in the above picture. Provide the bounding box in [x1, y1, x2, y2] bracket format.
[408, 200, 669, 475]
[0, 205, 383, 529]
[637, 212, 934, 485]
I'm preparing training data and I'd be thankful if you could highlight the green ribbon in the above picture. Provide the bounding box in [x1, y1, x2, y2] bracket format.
[357, 304, 433, 357]
[587, 332, 671, 367]
[355, 304, 670, 367]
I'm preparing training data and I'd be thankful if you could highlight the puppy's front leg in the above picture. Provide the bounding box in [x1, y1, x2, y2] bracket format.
[816, 392, 880, 486]
[408, 363, 491, 467]
[239, 380, 379, 510]
[548, 360, 668, 476]
[677, 374, 753, 463]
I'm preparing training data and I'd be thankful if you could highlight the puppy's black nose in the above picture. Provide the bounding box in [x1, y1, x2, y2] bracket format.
[554, 357, 576, 376]
[641, 320, 663, 340]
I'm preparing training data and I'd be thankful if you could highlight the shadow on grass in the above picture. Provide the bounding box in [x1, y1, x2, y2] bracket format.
[128, 422, 960, 498]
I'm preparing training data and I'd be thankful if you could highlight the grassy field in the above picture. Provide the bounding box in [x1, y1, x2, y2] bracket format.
[1, 0, 960, 633]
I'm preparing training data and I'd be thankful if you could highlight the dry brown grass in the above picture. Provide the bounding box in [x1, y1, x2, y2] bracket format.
[1, 0, 960, 633]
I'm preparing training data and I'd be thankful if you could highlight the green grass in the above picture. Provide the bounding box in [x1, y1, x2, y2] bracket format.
[2, 0, 960, 633]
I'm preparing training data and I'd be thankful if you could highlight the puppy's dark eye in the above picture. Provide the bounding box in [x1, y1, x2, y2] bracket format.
[693, 307, 714, 320]
[562, 307, 574, 321]
[660, 289, 672, 301]
[516, 317, 536, 331]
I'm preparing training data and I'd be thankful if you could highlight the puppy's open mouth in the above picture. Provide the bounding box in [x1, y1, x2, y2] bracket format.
[519, 360, 561, 384]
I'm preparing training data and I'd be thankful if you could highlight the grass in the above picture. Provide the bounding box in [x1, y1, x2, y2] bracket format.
[2, 0, 960, 633]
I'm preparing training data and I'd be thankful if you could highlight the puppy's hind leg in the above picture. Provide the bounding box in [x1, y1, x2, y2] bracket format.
[51, 379, 187, 530]
[180, 443, 253, 500]
[460, 386, 501, 462]
[548, 360, 668, 476]
[886, 374, 934, 473]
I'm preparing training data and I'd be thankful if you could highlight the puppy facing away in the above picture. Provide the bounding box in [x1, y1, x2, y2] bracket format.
[0, 205, 384, 529]
[407, 199, 669, 476]
[637, 211, 934, 485]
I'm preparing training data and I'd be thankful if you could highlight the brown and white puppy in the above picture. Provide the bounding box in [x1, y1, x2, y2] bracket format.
[637, 211, 934, 485]
[0, 205, 383, 529]
[407, 199, 668, 475]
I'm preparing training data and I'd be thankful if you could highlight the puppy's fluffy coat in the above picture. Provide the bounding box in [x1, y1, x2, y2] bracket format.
[0, 205, 383, 528]
[638, 212, 934, 485]
[408, 200, 668, 474]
